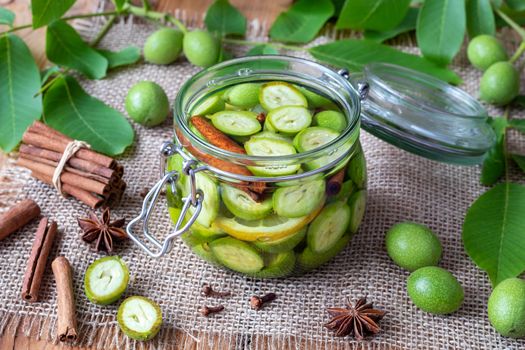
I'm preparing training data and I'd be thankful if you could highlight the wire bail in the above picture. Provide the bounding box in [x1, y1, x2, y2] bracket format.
[126, 142, 205, 257]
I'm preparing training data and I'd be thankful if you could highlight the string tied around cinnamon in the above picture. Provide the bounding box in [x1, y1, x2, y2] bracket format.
[52, 140, 91, 197]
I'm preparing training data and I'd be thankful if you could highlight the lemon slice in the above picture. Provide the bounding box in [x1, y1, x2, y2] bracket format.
[215, 201, 323, 242]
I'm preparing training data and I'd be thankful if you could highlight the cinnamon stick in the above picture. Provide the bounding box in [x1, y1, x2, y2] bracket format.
[326, 168, 346, 196]
[177, 126, 266, 194]
[17, 156, 110, 195]
[190, 116, 246, 154]
[19, 144, 115, 179]
[0, 199, 41, 240]
[19, 152, 112, 185]
[21, 218, 58, 302]
[52, 256, 78, 342]
[31, 171, 103, 209]
[25, 122, 115, 169]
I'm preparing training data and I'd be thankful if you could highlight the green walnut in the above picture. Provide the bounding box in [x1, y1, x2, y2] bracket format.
[125, 81, 170, 127]
[407, 266, 464, 315]
[488, 278, 525, 338]
[385, 222, 442, 271]
[183, 30, 220, 67]
[467, 35, 508, 71]
[480, 61, 520, 106]
[143, 27, 184, 65]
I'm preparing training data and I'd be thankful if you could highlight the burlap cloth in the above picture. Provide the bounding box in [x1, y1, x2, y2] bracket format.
[1, 15, 525, 350]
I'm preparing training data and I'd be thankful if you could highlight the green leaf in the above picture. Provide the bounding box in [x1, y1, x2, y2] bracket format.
[480, 117, 508, 186]
[269, 0, 334, 44]
[308, 39, 462, 84]
[466, 0, 496, 37]
[0, 34, 43, 152]
[509, 118, 525, 133]
[43, 75, 134, 155]
[112, 0, 128, 11]
[506, 0, 525, 11]
[463, 182, 525, 286]
[364, 7, 419, 43]
[331, 0, 346, 16]
[40, 65, 60, 84]
[0, 7, 15, 27]
[46, 20, 108, 79]
[416, 0, 466, 65]
[246, 44, 279, 56]
[336, 0, 412, 31]
[31, 0, 76, 28]
[98, 46, 140, 69]
[204, 0, 247, 36]
[511, 154, 525, 173]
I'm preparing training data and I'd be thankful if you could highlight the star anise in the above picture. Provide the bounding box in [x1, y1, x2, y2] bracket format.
[77, 207, 127, 253]
[324, 297, 386, 340]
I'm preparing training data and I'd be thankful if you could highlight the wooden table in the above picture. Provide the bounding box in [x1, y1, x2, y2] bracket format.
[0, 1, 292, 348]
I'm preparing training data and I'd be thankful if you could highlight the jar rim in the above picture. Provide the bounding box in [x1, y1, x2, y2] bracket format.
[173, 55, 361, 170]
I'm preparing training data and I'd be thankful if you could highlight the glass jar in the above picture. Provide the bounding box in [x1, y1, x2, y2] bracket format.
[127, 56, 495, 278]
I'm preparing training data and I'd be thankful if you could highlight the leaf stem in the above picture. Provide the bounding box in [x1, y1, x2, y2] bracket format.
[495, 8, 525, 41]
[503, 106, 510, 182]
[90, 15, 116, 47]
[510, 41, 525, 64]
[34, 70, 68, 97]
[0, 10, 121, 35]
[222, 38, 306, 52]
[127, 5, 188, 33]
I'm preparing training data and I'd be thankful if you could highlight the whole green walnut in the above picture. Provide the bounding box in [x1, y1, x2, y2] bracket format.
[480, 61, 520, 106]
[488, 278, 525, 338]
[143, 28, 183, 65]
[385, 222, 442, 271]
[183, 30, 220, 67]
[407, 266, 464, 315]
[467, 35, 508, 71]
[125, 81, 170, 127]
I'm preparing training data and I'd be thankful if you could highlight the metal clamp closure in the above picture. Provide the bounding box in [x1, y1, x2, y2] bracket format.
[126, 142, 205, 258]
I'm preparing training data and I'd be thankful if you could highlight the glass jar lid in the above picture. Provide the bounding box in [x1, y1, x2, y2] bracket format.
[351, 63, 495, 165]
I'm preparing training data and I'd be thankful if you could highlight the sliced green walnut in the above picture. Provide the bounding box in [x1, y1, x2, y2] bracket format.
[293, 126, 351, 170]
[221, 184, 273, 220]
[117, 296, 162, 341]
[192, 94, 225, 116]
[84, 256, 129, 305]
[348, 150, 367, 189]
[250, 251, 296, 278]
[313, 110, 347, 132]
[296, 86, 333, 108]
[259, 82, 307, 110]
[225, 83, 261, 108]
[250, 131, 293, 144]
[307, 201, 351, 253]
[264, 119, 278, 132]
[348, 190, 367, 234]
[254, 227, 306, 253]
[245, 138, 301, 176]
[211, 110, 261, 136]
[190, 242, 222, 266]
[272, 179, 326, 218]
[209, 237, 264, 274]
[182, 172, 219, 228]
[297, 234, 351, 272]
[293, 126, 339, 153]
[266, 106, 312, 134]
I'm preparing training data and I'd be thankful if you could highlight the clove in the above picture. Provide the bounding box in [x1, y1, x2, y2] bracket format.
[200, 305, 224, 317]
[250, 293, 277, 310]
[201, 284, 231, 297]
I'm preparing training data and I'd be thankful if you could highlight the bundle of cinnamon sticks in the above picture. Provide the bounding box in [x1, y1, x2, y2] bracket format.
[17, 121, 126, 208]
